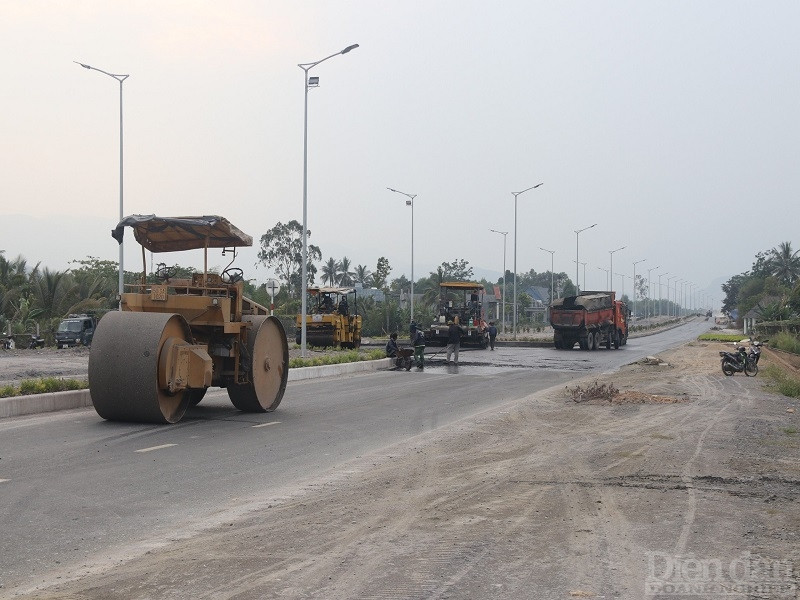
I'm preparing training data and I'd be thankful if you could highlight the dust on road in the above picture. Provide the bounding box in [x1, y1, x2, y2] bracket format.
[12, 341, 800, 599]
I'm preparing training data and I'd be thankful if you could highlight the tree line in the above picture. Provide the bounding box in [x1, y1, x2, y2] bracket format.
[721, 241, 800, 323]
[1, 219, 579, 342]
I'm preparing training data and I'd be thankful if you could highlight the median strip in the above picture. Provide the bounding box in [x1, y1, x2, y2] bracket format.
[134, 443, 177, 453]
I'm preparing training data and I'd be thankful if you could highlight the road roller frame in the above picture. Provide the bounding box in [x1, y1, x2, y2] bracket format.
[89, 215, 289, 423]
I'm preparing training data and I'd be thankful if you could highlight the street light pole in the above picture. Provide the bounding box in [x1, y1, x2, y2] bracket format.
[75, 61, 128, 311]
[646, 266, 660, 320]
[388, 188, 417, 322]
[491, 229, 509, 333]
[658, 271, 669, 317]
[539, 246, 555, 308]
[609, 246, 625, 292]
[632, 259, 646, 319]
[614, 272, 625, 299]
[597, 266, 610, 290]
[298, 44, 358, 358]
[666, 276, 677, 316]
[512, 183, 543, 339]
[574, 223, 596, 294]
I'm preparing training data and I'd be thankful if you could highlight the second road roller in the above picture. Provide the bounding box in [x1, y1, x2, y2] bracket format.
[88, 214, 289, 424]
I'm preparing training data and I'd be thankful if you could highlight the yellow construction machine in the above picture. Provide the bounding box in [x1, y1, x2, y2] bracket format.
[295, 286, 362, 348]
[88, 215, 289, 424]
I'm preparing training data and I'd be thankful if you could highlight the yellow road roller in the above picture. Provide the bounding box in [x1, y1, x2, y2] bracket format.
[88, 215, 288, 424]
[295, 286, 362, 348]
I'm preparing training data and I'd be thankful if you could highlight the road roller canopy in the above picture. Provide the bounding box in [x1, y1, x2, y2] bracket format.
[439, 281, 484, 291]
[308, 286, 358, 295]
[116, 215, 253, 252]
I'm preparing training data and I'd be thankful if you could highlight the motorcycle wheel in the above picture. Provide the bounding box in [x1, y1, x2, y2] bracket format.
[744, 362, 758, 377]
[721, 362, 735, 376]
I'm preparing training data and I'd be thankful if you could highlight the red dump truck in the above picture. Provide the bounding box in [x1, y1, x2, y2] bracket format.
[549, 291, 629, 350]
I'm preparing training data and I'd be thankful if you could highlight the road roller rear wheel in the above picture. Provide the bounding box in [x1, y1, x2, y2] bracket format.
[228, 316, 288, 412]
[89, 312, 193, 424]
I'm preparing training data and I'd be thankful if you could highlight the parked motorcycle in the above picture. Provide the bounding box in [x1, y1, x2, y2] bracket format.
[748, 339, 767, 366]
[719, 345, 758, 377]
[28, 335, 45, 349]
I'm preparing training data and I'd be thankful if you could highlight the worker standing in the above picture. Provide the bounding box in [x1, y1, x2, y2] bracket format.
[411, 324, 426, 370]
[446, 320, 463, 364]
[487, 321, 498, 350]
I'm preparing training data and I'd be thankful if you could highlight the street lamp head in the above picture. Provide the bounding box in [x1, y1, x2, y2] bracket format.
[341, 44, 359, 54]
[74, 61, 91, 69]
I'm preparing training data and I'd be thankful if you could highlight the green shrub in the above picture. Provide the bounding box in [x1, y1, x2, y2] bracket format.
[0, 378, 89, 398]
[698, 333, 748, 342]
[771, 331, 800, 355]
[289, 349, 386, 369]
[762, 364, 800, 398]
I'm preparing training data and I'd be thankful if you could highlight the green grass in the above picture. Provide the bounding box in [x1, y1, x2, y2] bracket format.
[762, 364, 800, 398]
[0, 377, 89, 398]
[770, 331, 800, 355]
[289, 349, 385, 369]
[698, 332, 749, 342]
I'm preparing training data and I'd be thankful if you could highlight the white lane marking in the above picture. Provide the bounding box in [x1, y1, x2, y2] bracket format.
[252, 421, 281, 428]
[134, 443, 177, 453]
[0, 479, 9, 483]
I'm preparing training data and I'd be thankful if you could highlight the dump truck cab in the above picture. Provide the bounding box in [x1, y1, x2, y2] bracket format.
[296, 286, 362, 348]
[424, 281, 489, 348]
[88, 215, 289, 424]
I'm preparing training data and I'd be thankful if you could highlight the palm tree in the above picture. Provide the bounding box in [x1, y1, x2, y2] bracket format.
[0, 254, 38, 319]
[321, 257, 341, 286]
[355, 264, 372, 286]
[28, 268, 79, 321]
[338, 257, 355, 286]
[769, 241, 800, 286]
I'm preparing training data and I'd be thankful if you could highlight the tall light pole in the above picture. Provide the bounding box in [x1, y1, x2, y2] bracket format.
[632, 259, 646, 319]
[609, 246, 625, 292]
[666, 275, 678, 316]
[614, 272, 626, 299]
[573, 261, 587, 291]
[512, 183, 543, 339]
[574, 223, 596, 294]
[75, 61, 128, 310]
[388, 188, 417, 322]
[597, 266, 610, 290]
[298, 44, 359, 358]
[540, 246, 555, 308]
[646, 266, 660, 320]
[491, 229, 509, 333]
[658, 271, 669, 317]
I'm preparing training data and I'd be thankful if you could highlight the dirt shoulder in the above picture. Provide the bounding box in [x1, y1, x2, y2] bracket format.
[16, 340, 800, 599]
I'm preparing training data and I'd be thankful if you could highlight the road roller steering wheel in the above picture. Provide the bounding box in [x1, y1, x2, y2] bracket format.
[221, 267, 244, 284]
[155, 263, 177, 281]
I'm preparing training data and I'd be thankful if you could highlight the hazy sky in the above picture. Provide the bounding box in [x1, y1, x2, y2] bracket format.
[2, 1, 799, 307]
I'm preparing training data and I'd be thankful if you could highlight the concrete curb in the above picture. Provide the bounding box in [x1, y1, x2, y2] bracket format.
[0, 389, 93, 419]
[1, 359, 395, 419]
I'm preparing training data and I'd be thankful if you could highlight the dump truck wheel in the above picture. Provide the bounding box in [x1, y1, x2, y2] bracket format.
[88, 312, 193, 424]
[228, 315, 288, 413]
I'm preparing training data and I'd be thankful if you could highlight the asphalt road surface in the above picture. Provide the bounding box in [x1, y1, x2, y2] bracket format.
[0, 319, 713, 595]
